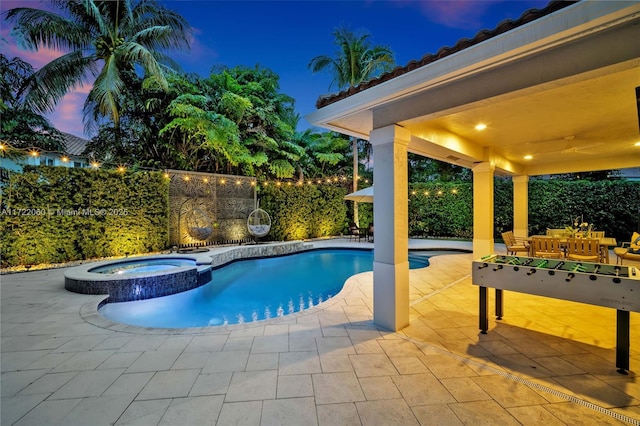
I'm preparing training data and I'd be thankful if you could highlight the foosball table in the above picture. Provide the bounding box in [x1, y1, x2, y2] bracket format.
[472, 255, 639, 374]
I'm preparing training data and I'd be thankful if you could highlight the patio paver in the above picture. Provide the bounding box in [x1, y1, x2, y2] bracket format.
[1, 238, 639, 425]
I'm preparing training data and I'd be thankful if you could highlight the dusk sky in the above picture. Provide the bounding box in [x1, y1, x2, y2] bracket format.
[1, 0, 550, 138]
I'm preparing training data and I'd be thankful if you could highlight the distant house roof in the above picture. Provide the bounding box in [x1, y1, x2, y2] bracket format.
[315, 0, 578, 109]
[62, 132, 89, 157]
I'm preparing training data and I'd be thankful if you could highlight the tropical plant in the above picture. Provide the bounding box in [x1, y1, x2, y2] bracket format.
[0, 51, 65, 156]
[308, 27, 395, 90]
[4, 0, 191, 131]
[308, 27, 395, 224]
[202, 65, 303, 178]
[293, 130, 350, 180]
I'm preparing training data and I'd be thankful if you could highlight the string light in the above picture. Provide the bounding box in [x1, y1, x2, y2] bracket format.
[2, 144, 369, 189]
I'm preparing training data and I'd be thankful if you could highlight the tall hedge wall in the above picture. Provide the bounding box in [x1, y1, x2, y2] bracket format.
[407, 179, 640, 243]
[526, 179, 640, 243]
[2, 167, 638, 268]
[258, 184, 348, 240]
[1, 166, 169, 268]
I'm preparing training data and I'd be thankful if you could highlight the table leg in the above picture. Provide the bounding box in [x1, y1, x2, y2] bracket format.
[495, 289, 503, 320]
[479, 286, 488, 334]
[616, 309, 630, 374]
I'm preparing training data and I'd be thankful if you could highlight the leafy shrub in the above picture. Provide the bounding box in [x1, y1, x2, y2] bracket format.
[0, 166, 168, 267]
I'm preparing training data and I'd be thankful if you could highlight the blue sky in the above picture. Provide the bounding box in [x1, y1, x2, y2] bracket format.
[1, 0, 549, 138]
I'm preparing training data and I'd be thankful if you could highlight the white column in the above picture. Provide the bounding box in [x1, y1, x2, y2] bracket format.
[370, 125, 410, 331]
[512, 175, 529, 239]
[472, 162, 495, 258]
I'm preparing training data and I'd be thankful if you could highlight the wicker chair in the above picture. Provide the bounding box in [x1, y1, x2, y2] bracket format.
[565, 238, 601, 263]
[531, 237, 564, 259]
[501, 231, 529, 256]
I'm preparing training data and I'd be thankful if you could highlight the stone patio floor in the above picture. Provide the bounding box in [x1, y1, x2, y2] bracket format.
[1, 238, 639, 425]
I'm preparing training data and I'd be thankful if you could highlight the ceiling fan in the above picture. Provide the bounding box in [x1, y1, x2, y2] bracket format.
[526, 135, 604, 156]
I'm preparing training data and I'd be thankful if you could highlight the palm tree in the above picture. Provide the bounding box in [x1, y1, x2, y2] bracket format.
[4, 0, 191, 132]
[308, 27, 394, 225]
[0, 51, 65, 156]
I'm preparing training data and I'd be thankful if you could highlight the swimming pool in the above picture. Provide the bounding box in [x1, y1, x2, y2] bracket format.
[98, 249, 431, 328]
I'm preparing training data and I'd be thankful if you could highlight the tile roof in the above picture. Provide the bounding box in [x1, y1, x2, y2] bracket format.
[315, 0, 578, 109]
[61, 132, 89, 156]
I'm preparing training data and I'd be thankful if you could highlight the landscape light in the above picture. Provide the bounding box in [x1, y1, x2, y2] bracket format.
[90, 161, 99, 168]
[61, 156, 69, 163]
[117, 165, 126, 173]
[30, 150, 39, 157]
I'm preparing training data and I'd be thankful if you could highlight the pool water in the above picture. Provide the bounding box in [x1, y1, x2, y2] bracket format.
[90, 258, 196, 275]
[98, 249, 430, 328]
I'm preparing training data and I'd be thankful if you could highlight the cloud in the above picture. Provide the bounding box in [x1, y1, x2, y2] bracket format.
[172, 26, 218, 74]
[46, 89, 91, 138]
[387, 0, 497, 29]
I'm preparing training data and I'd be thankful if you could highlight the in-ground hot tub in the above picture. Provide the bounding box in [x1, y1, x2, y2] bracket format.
[64, 254, 213, 302]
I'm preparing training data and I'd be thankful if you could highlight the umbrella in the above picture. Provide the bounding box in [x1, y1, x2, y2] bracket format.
[344, 186, 373, 203]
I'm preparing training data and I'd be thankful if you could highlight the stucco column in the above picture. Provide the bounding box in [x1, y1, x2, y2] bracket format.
[512, 175, 529, 239]
[472, 162, 495, 258]
[371, 125, 410, 331]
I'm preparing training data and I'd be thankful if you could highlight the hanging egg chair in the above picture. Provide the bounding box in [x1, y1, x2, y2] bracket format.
[247, 208, 271, 239]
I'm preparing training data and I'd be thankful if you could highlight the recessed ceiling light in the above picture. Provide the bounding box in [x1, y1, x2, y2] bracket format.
[524, 155, 533, 160]
[475, 123, 487, 131]
[634, 141, 640, 147]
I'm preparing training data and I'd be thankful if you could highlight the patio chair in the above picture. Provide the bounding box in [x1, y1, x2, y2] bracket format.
[367, 223, 374, 242]
[546, 228, 571, 238]
[614, 232, 640, 265]
[587, 231, 609, 263]
[530, 236, 563, 259]
[348, 224, 366, 242]
[501, 231, 529, 256]
[565, 237, 601, 263]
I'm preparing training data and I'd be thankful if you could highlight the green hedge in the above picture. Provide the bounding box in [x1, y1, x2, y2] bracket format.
[406, 179, 639, 243]
[526, 179, 640, 243]
[1, 166, 169, 268]
[408, 182, 473, 238]
[2, 167, 638, 268]
[258, 184, 348, 240]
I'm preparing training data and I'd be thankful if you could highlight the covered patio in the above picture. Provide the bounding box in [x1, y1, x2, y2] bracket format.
[307, 0, 640, 331]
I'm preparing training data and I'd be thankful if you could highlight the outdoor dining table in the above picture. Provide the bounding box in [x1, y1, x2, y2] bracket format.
[524, 235, 617, 260]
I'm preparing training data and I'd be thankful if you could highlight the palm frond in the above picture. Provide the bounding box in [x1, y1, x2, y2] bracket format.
[22, 51, 96, 114]
[5, 7, 93, 51]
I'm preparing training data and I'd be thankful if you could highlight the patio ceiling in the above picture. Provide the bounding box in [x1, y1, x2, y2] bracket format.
[307, 1, 640, 176]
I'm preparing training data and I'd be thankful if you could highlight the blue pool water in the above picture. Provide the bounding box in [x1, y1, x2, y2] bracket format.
[98, 249, 430, 328]
[90, 258, 196, 274]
